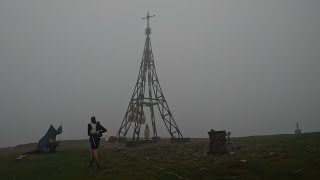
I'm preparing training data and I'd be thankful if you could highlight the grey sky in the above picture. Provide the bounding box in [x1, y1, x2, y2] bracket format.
[0, 0, 319, 148]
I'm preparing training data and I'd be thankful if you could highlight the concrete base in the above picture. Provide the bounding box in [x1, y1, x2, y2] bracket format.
[117, 138, 127, 143]
[170, 138, 190, 143]
[126, 139, 157, 147]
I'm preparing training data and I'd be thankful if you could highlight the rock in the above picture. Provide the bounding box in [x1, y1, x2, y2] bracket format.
[199, 167, 207, 171]
[292, 169, 303, 173]
[14, 155, 26, 160]
[239, 160, 247, 163]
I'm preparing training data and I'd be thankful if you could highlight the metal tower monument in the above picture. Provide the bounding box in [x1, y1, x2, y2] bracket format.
[116, 12, 184, 142]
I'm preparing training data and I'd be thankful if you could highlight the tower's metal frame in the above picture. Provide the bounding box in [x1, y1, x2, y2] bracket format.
[116, 12, 183, 142]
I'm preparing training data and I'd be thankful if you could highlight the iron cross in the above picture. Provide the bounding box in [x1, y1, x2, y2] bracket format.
[141, 12, 155, 29]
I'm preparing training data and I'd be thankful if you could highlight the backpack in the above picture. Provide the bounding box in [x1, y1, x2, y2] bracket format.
[90, 123, 99, 135]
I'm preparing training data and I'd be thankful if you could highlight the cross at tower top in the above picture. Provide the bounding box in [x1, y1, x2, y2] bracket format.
[141, 12, 155, 36]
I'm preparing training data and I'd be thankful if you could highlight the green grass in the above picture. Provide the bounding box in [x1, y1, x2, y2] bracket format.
[1, 132, 320, 180]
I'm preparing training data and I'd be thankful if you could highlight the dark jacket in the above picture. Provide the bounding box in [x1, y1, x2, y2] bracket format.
[87, 122, 107, 138]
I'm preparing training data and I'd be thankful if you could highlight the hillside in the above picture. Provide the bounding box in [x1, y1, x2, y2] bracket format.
[0, 133, 319, 179]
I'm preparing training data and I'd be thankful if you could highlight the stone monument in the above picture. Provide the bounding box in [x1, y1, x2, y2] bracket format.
[295, 123, 301, 134]
[208, 129, 228, 154]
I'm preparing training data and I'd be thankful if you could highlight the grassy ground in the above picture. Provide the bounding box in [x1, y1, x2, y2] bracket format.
[0, 132, 319, 180]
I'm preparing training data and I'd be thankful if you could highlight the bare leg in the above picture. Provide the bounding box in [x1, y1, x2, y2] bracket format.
[93, 149, 100, 167]
[89, 149, 94, 167]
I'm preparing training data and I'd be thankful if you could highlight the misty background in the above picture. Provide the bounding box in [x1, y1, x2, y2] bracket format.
[0, 0, 319, 148]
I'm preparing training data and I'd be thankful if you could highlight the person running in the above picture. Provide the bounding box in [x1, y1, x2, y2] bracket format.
[144, 124, 150, 140]
[88, 116, 107, 169]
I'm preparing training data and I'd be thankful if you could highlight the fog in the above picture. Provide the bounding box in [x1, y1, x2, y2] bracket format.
[0, 0, 319, 148]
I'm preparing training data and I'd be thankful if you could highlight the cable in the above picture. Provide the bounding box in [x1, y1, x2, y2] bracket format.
[118, 149, 189, 180]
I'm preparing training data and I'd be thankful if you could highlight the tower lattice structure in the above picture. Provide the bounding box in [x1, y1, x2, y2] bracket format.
[116, 12, 183, 141]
